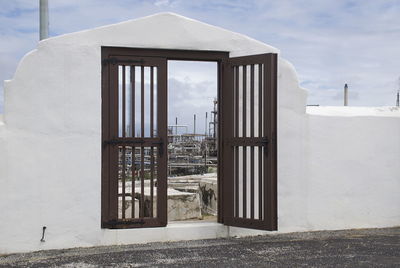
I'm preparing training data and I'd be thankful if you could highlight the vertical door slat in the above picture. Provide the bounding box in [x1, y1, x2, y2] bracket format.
[265, 54, 278, 230]
[234, 66, 239, 218]
[150, 66, 154, 217]
[258, 64, 263, 220]
[109, 63, 119, 221]
[242, 65, 247, 218]
[130, 66, 136, 219]
[122, 66, 126, 219]
[157, 59, 168, 226]
[250, 64, 255, 219]
[263, 60, 268, 224]
[140, 66, 145, 218]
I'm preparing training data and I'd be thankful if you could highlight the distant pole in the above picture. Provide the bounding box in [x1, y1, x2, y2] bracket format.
[203, 112, 207, 171]
[397, 77, 400, 107]
[212, 99, 218, 138]
[344, 83, 348, 106]
[175, 117, 178, 135]
[39, 0, 49, 40]
[193, 114, 196, 136]
[205, 112, 208, 137]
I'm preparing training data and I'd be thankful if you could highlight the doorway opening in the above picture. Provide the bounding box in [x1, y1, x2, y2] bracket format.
[101, 47, 277, 230]
[167, 60, 218, 222]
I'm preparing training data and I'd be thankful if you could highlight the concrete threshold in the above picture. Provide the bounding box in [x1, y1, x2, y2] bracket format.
[100, 220, 275, 247]
[101, 221, 227, 246]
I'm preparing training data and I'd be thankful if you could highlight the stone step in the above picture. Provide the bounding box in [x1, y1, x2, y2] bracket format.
[135, 187, 202, 221]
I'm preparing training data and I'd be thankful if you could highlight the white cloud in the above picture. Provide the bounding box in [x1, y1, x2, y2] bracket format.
[155, 0, 170, 7]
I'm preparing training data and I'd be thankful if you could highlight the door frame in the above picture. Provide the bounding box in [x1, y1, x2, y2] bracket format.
[101, 47, 277, 227]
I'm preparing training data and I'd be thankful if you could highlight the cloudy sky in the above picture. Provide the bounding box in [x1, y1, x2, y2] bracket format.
[1, 0, 400, 118]
[168, 61, 217, 135]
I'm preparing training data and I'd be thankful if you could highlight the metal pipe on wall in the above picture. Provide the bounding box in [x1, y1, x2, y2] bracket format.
[39, 0, 49, 40]
[344, 83, 348, 106]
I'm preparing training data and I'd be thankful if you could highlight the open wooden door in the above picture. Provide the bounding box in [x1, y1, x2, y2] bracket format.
[222, 53, 277, 230]
[102, 48, 168, 228]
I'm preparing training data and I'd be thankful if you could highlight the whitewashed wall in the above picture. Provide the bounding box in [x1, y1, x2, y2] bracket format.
[0, 13, 399, 254]
[304, 107, 400, 231]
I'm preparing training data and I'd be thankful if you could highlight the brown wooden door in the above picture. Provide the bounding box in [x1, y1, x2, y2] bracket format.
[222, 53, 277, 230]
[102, 51, 167, 228]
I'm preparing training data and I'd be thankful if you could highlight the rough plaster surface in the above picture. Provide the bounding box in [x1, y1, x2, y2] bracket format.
[304, 108, 400, 231]
[0, 12, 399, 254]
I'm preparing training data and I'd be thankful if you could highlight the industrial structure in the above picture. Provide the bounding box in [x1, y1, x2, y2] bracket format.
[167, 100, 218, 176]
[117, 99, 218, 179]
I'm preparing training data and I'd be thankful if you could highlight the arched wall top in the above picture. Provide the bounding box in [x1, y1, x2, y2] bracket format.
[4, 12, 307, 132]
[40, 12, 280, 56]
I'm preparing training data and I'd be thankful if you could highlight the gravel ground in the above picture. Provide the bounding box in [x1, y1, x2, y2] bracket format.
[0, 227, 399, 267]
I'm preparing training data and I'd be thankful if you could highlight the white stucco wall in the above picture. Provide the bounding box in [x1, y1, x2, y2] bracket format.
[0, 13, 399, 254]
[304, 107, 400, 231]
